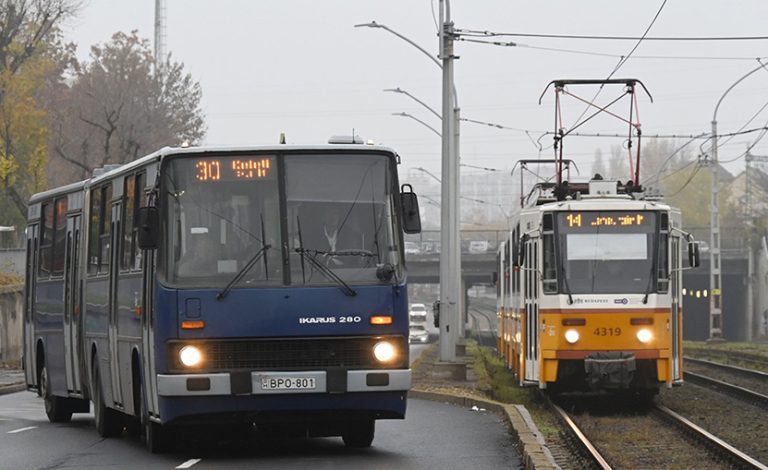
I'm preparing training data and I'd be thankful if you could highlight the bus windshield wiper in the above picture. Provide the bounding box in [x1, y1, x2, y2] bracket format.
[216, 244, 271, 300]
[294, 248, 357, 297]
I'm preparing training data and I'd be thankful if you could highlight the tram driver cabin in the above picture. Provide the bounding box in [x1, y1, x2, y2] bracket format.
[23, 143, 421, 452]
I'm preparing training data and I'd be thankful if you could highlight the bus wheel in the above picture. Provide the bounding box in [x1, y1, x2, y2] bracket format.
[92, 364, 122, 437]
[40, 365, 73, 423]
[141, 389, 170, 453]
[342, 420, 375, 448]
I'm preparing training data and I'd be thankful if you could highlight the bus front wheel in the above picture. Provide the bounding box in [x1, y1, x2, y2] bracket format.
[141, 389, 171, 453]
[341, 419, 375, 448]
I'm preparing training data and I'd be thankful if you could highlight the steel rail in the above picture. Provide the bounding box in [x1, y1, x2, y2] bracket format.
[684, 371, 768, 410]
[547, 399, 612, 470]
[685, 356, 768, 381]
[654, 405, 768, 469]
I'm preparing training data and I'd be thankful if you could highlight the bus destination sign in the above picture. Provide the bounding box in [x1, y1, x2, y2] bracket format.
[194, 156, 275, 182]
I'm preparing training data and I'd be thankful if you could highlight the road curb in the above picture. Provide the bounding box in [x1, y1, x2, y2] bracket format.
[0, 383, 26, 396]
[410, 389, 560, 470]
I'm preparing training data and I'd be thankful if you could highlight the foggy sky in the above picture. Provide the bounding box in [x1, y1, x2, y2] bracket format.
[63, 1, 768, 195]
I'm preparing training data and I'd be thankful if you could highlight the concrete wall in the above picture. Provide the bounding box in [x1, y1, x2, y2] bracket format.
[0, 249, 25, 276]
[0, 285, 23, 363]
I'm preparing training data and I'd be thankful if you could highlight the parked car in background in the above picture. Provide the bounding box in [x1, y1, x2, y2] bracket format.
[468, 240, 489, 254]
[409, 303, 428, 323]
[404, 241, 421, 255]
[409, 323, 429, 343]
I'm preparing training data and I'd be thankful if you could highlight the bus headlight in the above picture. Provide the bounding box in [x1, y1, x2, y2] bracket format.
[564, 329, 580, 344]
[179, 345, 203, 367]
[373, 341, 396, 363]
[636, 329, 653, 344]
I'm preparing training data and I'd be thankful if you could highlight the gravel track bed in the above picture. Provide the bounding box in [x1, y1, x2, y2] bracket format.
[562, 400, 728, 470]
[659, 384, 768, 465]
[685, 348, 768, 372]
[685, 361, 768, 396]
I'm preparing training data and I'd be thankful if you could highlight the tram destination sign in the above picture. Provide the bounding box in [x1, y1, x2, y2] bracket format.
[561, 211, 654, 230]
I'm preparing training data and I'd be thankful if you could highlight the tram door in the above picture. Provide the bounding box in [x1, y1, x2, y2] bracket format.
[523, 236, 539, 383]
[24, 224, 38, 386]
[670, 237, 681, 380]
[63, 214, 83, 393]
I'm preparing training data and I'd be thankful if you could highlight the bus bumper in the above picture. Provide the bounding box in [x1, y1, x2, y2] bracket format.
[157, 369, 411, 396]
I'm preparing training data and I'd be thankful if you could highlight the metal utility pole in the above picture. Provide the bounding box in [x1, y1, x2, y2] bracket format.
[709, 62, 768, 341]
[709, 119, 723, 340]
[154, 0, 167, 72]
[438, 0, 459, 362]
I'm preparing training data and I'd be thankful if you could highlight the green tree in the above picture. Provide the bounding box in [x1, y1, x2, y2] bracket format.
[48, 30, 206, 186]
[0, 0, 78, 227]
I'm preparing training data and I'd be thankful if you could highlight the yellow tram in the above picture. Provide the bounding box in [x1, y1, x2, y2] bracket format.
[496, 178, 700, 397]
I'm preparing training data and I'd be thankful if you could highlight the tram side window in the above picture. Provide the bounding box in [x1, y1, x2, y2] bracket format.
[657, 213, 669, 293]
[542, 213, 557, 294]
[121, 173, 144, 271]
[38, 202, 54, 278]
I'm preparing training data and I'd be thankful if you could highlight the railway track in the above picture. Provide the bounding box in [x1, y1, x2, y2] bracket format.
[541, 392, 767, 469]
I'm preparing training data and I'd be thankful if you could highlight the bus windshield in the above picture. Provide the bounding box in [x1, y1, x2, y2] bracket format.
[285, 154, 399, 287]
[162, 153, 400, 287]
[556, 211, 657, 294]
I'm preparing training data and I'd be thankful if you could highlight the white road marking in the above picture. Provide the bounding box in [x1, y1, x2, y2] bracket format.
[7, 426, 37, 434]
[176, 459, 202, 469]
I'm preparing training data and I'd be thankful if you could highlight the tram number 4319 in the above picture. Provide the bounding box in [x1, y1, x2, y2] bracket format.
[593, 327, 621, 336]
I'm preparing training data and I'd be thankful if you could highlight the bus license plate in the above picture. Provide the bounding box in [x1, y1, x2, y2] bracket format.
[261, 377, 316, 390]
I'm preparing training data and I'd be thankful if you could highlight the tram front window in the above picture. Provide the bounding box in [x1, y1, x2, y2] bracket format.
[557, 211, 657, 295]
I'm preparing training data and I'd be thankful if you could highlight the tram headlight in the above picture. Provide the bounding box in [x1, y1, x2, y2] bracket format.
[179, 345, 203, 367]
[373, 341, 397, 363]
[636, 329, 653, 344]
[564, 329, 580, 344]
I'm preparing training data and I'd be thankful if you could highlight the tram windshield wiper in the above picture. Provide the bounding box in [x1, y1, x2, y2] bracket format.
[216, 244, 271, 300]
[641, 256, 657, 305]
[294, 248, 357, 297]
[560, 262, 574, 305]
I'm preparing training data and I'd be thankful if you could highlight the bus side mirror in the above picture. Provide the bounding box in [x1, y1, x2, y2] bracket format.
[137, 206, 160, 250]
[400, 184, 422, 234]
[492, 271, 498, 285]
[688, 241, 700, 268]
[432, 300, 440, 328]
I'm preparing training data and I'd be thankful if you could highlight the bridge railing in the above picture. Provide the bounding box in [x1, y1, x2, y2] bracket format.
[405, 229, 508, 254]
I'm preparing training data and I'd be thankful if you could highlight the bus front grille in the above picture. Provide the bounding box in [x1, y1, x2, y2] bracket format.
[167, 336, 407, 372]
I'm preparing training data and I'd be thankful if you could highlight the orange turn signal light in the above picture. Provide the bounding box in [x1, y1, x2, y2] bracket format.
[181, 320, 205, 330]
[370, 315, 393, 325]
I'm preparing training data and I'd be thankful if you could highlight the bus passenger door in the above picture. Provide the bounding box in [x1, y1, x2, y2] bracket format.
[523, 237, 539, 383]
[63, 215, 83, 394]
[670, 237, 681, 381]
[108, 202, 123, 407]
[24, 224, 38, 387]
[141, 249, 159, 418]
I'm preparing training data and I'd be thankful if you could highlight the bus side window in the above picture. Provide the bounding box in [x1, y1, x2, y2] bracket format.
[38, 202, 54, 278]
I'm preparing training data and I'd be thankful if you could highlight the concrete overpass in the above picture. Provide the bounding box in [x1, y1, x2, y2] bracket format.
[405, 252, 496, 286]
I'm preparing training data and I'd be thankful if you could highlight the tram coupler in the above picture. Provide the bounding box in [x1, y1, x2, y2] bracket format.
[584, 352, 636, 390]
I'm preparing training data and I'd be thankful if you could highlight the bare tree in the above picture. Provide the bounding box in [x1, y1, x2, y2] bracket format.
[48, 30, 206, 186]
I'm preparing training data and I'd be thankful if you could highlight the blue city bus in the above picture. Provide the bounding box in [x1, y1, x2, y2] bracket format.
[24, 143, 421, 452]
